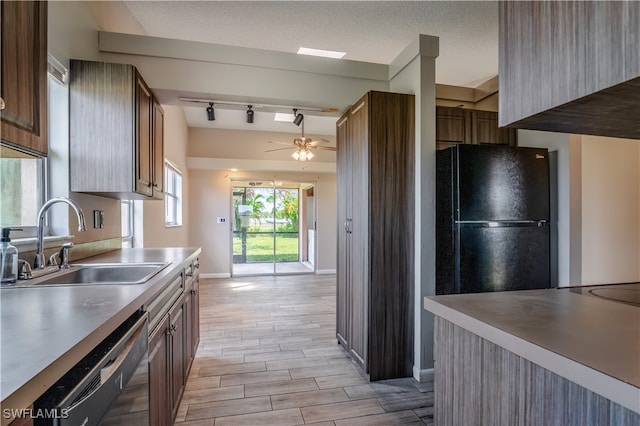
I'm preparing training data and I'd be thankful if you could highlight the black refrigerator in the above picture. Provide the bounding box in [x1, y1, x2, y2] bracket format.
[436, 144, 551, 294]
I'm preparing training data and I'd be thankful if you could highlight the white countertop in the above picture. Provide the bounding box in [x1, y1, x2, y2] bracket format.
[424, 284, 640, 413]
[0, 247, 200, 419]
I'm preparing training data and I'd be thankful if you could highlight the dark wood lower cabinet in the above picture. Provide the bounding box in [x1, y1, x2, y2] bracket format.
[184, 275, 200, 375]
[149, 314, 170, 426]
[169, 297, 186, 421]
[148, 260, 200, 423]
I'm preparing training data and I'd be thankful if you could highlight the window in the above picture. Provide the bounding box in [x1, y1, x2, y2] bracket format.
[164, 161, 182, 226]
[121, 200, 134, 248]
[0, 148, 46, 237]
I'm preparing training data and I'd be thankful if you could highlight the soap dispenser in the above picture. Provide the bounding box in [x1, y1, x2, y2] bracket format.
[1, 228, 19, 284]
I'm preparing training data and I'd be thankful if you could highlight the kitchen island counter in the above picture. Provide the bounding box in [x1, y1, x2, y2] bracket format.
[0, 247, 201, 423]
[424, 283, 640, 421]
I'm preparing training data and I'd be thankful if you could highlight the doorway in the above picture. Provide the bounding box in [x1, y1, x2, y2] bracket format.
[231, 179, 316, 276]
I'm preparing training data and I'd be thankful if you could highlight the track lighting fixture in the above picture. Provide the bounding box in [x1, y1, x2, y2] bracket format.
[293, 108, 304, 126]
[206, 103, 215, 121]
[246, 105, 254, 123]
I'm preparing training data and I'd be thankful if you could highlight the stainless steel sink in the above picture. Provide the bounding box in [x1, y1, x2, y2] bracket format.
[22, 262, 171, 287]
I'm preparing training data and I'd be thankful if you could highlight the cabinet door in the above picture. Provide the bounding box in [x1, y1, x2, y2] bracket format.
[169, 299, 185, 421]
[0, 0, 47, 155]
[436, 106, 471, 150]
[148, 315, 170, 426]
[348, 96, 368, 369]
[135, 74, 153, 197]
[190, 277, 200, 360]
[472, 110, 517, 146]
[335, 113, 350, 347]
[152, 98, 165, 199]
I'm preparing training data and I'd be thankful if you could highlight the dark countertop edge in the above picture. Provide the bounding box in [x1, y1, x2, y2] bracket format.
[423, 295, 640, 414]
[0, 247, 201, 419]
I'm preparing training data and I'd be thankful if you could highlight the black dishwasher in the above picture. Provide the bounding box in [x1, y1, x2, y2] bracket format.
[34, 310, 149, 425]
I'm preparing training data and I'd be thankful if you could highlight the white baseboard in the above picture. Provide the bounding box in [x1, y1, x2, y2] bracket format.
[414, 366, 435, 383]
[200, 273, 231, 279]
[316, 269, 336, 275]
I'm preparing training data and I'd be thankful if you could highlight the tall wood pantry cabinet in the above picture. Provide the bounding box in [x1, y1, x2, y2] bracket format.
[0, 0, 48, 155]
[69, 60, 164, 199]
[336, 91, 415, 381]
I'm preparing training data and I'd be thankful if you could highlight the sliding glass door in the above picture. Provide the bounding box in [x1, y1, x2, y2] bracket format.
[231, 180, 315, 276]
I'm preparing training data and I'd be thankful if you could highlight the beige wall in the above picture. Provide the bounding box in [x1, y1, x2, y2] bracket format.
[142, 106, 190, 248]
[188, 168, 336, 276]
[581, 136, 640, 284]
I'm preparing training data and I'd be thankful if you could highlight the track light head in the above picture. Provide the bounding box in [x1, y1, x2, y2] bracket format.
[206, 103, 215, 121]
[246, 105, 254, 123]
[293, 108, 304, 126]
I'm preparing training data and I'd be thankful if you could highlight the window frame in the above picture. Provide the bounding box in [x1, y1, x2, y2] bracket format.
[121, 200, 134, 247]
[164, 160, 183, 227]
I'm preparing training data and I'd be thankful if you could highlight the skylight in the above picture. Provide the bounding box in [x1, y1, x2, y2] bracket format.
[297, 47, 346, 59]
[274, 113, 295, 122]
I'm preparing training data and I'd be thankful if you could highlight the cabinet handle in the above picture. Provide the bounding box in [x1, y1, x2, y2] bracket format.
[193, 262, 200, 269]
[190, 289, 197, 295]
[186, 271, 193, 277]
[171, 324, 178, 332]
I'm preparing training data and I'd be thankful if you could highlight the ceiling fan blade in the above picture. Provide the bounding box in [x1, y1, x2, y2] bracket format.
[309, 139, 331, 146]
[313, 146, 337, 151]
[265, 147, 295, 152]
[268, 141, 292, 146]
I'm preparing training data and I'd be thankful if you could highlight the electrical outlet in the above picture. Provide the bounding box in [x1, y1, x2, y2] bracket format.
[93, 210, 105, 228]
[217, 217, 226, 224]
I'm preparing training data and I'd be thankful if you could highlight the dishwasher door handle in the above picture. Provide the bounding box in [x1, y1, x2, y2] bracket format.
[99, 321, 145, 386]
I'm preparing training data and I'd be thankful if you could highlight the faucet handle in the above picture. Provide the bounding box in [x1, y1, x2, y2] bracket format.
[18, 260, 32, 280]
[49, 252, 59, 267]
[59, 242, 74, 269]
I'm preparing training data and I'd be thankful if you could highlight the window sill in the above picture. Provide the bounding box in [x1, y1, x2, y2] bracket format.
[164, 223, 182, 228]
[12, 235, 74, 253]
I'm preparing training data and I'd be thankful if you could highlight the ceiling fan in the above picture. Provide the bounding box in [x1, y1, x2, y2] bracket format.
[265, 114, 336, 161]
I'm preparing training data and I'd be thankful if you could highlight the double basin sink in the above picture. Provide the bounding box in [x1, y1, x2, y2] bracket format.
[12, 262, 171, 287]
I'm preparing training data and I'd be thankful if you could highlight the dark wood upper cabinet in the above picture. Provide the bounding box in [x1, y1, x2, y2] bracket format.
[69, 60, 164, 199]
[436, 106, 517, 150]
[499, 1, 640, 139]
[0, 1, 48, 155]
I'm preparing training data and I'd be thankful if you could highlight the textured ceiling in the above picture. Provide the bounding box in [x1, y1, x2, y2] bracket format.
[103, 1, 499, 135]
[123, 0, 499, 88]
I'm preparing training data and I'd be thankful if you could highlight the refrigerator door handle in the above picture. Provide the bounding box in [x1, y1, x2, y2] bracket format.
[456, 220, 549, 228]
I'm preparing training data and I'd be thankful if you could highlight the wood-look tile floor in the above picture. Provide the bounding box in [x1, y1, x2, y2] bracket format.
[174, 274, 434, 425]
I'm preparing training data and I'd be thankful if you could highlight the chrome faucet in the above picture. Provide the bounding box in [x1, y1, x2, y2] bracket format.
[34, 197, 87, 269]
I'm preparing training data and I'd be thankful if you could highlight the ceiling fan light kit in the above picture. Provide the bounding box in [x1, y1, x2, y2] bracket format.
[265, 117, 336, 161]
[292, 148, 314, 161]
